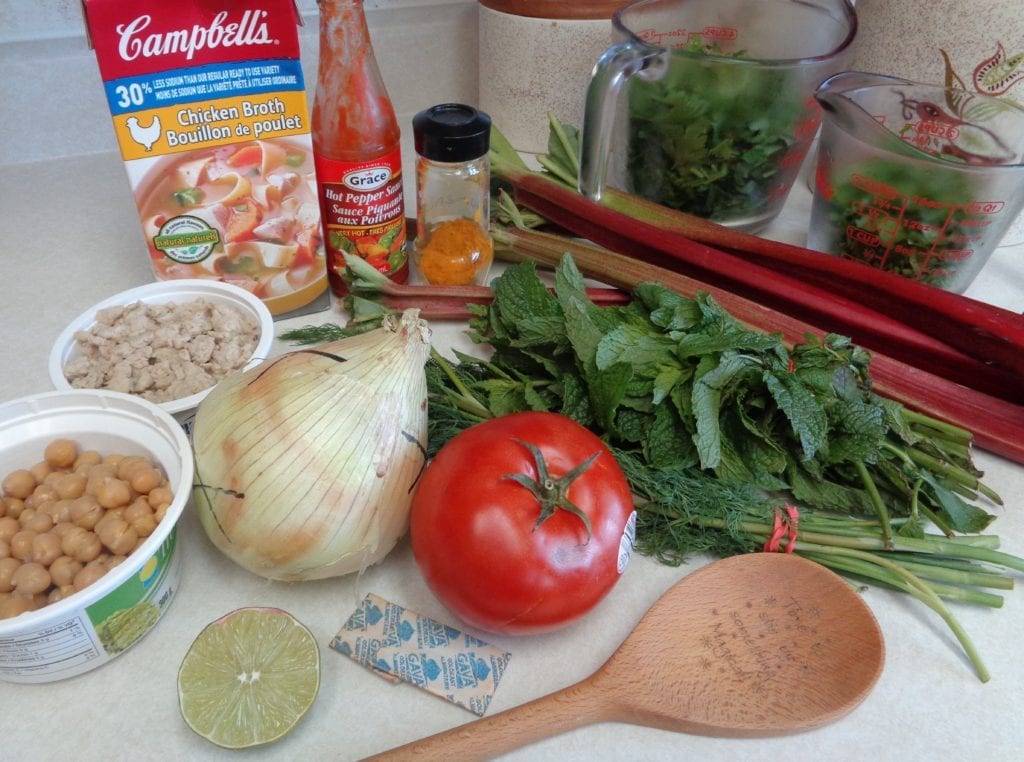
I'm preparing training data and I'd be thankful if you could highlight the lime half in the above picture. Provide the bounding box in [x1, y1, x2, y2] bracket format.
[177, 607, 320, 749]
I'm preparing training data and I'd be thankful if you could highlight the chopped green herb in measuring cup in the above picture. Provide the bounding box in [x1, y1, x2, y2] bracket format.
[826, 158, 976, 288]
[626, 41, 803, 223]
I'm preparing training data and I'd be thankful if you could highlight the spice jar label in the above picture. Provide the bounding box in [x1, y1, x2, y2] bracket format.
[315, 150, 408, 283]
[330, 593, 511, 717]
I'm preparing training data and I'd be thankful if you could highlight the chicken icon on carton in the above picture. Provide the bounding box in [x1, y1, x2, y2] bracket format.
[82, 0, 327, 316]
[126, 116, 162, 152]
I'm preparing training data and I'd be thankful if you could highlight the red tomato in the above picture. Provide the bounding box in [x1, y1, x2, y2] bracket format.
[410, 412, 636, 635]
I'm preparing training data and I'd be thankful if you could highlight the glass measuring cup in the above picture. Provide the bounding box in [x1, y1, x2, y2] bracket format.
[577, 0, 857, 232]
[808, 71, 1024, 293]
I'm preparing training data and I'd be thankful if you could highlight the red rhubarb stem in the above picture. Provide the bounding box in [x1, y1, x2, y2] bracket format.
[358, 286, 629, 321]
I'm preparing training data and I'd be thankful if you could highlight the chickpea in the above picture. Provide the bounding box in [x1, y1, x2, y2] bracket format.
[21, 509, 54, 535]
[134, 516, 157, 539]
[44, 498, 74, 525]
[127, 502, 157, 538]
[147, 485, 173, 510]
[49, 555, 83, 587]
[107, 555, 128, 569]
[0, 594, 34, 620]
[29, 460, 52, 485]
[44, 438, 78, 469]
[0, 498, 5, 519]
[2, 469, 36, 500]
[51, 521, 77, 538]
[97, 518, 138, 556]
[95, 476, 132, 510]
[32, 532, 62, 566]
[0, 516, 20, 543]
[84, 463, 117, 495]
[73, 561, 107, 592]
[0, 538, 8, 559]
[70, 495, 103, 530]
[10, 529, 38, 562]
[61, 526, 102, 563]
[129, 467, 163, 495]
[48, 584, 78, 604]
[94, 509, 124, 537]
[54, 472, 87, 501]
[73, 450, 102, 472]
[116, 456, 148, 482]
[26, 483, 59, 512]
[3, 497, 25, 520]
[12, 562, 51, 596]
[26, 485, 58, 511]
[125, 496, 152, 522]
[0, 557, 21, 593]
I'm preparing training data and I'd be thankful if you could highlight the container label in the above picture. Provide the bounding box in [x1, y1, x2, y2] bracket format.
[0, 530, 180, 682]
[0, 616, 103, 680]
[84, 529, 179, 656]
[315, 150, 408, 281]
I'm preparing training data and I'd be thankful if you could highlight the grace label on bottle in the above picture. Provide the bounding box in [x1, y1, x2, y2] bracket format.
[315, 149, 408, 281]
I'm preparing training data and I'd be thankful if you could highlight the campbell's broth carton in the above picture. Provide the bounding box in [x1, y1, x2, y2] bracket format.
[82, 0, 327, 315]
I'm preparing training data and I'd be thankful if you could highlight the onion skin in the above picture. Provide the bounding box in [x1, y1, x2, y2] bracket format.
[191, 310, 431, 581]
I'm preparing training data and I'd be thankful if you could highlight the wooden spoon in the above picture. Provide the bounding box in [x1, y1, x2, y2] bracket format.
[367, 552, 885, 760]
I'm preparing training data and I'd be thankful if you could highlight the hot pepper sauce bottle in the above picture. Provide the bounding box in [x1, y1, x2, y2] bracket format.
[312, 0, 408, 295]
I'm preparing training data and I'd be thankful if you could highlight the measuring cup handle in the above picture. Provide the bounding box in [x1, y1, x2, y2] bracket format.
[578, 40, 665, 201]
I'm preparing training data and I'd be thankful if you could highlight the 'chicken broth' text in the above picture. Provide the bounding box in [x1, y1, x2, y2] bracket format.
[82, 0, 327, 316]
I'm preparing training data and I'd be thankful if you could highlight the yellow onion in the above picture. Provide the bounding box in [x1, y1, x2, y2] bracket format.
[191, 310, 431, 581]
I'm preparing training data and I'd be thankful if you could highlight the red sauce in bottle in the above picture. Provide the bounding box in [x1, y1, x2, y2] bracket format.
[312, 0, 408, 295]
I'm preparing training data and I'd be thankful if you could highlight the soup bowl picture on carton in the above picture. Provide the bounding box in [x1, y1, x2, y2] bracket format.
[48, 279, 275, 421]
[129, 137, 328, 316]
[0, 390, 194, 683]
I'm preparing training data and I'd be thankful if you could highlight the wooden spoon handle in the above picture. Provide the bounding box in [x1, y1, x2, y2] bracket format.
[365, 679, 610, 761]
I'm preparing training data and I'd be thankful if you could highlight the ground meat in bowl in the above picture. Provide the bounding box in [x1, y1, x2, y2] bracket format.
[63, 298, 260, 403]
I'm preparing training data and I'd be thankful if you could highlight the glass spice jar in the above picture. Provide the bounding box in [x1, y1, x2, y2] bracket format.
[411, 104, 493, 286]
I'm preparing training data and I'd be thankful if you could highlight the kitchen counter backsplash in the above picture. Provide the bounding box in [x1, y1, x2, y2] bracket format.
[0, 0, 479, 166]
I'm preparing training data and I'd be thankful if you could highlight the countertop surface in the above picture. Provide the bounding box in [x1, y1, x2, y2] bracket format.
[1, 151, 1023, 761]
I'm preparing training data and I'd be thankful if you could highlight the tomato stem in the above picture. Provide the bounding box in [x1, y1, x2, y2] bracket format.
[503, 439, 599, 541]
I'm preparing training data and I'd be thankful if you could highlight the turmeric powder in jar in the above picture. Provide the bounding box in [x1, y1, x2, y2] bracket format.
[412, 104, 493, 286]
[417, 218, 494, 286]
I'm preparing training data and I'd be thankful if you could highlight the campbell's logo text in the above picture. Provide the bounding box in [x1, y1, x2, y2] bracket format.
[117, 10, 274, 62]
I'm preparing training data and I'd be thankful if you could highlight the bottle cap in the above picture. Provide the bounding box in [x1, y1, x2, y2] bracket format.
[413, 103, 492, 162]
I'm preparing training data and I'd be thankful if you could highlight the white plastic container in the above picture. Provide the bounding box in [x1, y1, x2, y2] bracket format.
[0, 390, 193, 683]
[48, 279, 275, 421]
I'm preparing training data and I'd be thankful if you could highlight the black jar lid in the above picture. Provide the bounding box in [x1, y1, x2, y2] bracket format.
[413, 103, 492, 162]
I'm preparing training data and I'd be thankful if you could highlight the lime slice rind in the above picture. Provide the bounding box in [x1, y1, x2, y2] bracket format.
[178, 607, 320, 749]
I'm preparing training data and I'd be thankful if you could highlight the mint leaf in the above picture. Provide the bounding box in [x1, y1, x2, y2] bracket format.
[692, 352, 757, 469]
[764, 370, 828, 462]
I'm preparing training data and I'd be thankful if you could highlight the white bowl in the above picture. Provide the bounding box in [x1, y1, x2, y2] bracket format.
[0, 390, 194, 683]
[48, 280, 275, 418]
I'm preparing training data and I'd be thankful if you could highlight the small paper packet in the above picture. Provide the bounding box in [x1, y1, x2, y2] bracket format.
[331, 594, 511, 716]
